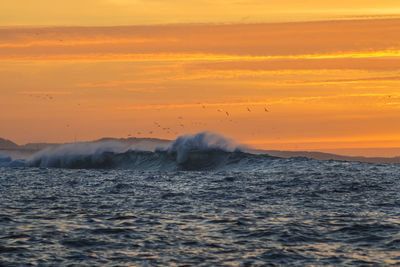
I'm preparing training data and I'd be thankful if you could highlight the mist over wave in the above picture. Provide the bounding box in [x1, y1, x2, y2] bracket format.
[0, 152, 25, 167]
[167, 132, 244, 163]
[1, 132, 263, 170]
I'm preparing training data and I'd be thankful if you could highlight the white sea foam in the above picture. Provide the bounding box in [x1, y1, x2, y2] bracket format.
[0, 152, 26, 167]
[167, 131, 243, 163]
[28, 141, 130, 168]
[25, 132, 246, 169]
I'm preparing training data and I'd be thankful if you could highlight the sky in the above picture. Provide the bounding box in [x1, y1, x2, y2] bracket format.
[1, 1, 400, 156]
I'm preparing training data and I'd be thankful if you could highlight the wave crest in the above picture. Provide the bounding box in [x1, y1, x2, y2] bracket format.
[0, 152, 25, 167]
[28, 141, 129, 168]
[3, 132, 271, 170]
[167, 132, 243, 163]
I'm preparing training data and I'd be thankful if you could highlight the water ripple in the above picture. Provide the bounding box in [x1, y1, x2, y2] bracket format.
[1, 161, 400, 265]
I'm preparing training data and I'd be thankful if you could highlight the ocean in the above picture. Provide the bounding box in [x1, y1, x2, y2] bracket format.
[1, 132, 400, 265]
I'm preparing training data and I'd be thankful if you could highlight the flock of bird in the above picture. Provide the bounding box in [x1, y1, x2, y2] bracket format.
[25, 92, 271, 137]
[128, 105, 270, 137]
[25, 94, 54, 101]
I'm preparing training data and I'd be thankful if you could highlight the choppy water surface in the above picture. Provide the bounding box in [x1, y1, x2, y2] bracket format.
[1, 159, 400, 266]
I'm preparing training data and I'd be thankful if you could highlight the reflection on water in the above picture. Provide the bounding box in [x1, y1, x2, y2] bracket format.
[1, 160, 400, 265]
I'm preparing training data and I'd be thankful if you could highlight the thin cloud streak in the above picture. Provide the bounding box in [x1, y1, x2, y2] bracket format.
[189, 57, 400, 71]
[2, 51, 400, 62]
[76, 79, 160, 88]
[278, 76, 400, 85]
[0, 38, 178, 48]
[112, 93, 400, 110]
[1, 19, 400, 61]
[19, 91, 72, 95]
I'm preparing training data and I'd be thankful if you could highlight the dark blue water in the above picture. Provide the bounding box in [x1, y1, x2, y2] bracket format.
[1, 158, 400, 266]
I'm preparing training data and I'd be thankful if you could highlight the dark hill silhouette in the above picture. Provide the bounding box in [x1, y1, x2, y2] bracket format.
[0, 138, 19, 149]
[248, 149, 400, 164]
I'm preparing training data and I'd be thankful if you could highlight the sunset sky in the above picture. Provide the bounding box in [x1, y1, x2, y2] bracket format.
[1, 1, 400, 156]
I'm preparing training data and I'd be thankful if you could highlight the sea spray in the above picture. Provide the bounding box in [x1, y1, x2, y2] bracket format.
[167, 131, 244, 163]
[23, 132, 259, 170]
[0, 152, 25, 167]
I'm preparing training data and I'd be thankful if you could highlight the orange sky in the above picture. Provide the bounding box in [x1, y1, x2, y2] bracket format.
[2, 0, 400, 25]
[1, 2, 400, 156]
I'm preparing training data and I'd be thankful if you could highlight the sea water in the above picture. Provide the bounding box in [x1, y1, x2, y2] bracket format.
[1, 133, 400, 265]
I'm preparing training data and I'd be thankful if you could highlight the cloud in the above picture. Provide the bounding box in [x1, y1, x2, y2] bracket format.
[0, 38, 178, 48]
[19, 91, 72, 95]
[282, 76, 400, 85]
[1, 19, 400, 61]
[76, 79, 159, 88]
[2, 0, 400, 26]
[188, 57, 400, 71]
[112, 93, 400, 110]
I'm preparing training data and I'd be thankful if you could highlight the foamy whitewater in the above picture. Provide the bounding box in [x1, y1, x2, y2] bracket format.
[1, 132, 400, 265]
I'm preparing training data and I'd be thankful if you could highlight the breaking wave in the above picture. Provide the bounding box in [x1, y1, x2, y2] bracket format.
[167, 132, 243, 163]
[1, 132, 277, 171]
[0, 152, 25, 167]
